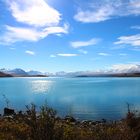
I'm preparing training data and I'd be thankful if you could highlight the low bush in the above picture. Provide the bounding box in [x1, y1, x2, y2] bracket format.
[0, 104, 140, 140]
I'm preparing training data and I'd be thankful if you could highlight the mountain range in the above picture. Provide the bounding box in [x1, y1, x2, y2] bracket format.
[0, 64, 140, 77]
[0, 68, 47, 77]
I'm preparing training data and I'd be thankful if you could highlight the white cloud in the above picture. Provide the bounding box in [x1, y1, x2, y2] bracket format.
[57, 53, 78, 57]
[0, 0, 68, 44]
[74, 0, 140, 23]
[114, 34, 140, 47]
[129, 0, 140, 15]
[43, 23, 69, 35]
[98, 53, 109, 56]
[25, 50, 35, 55]
[78, 49, 88, 54]
[50, 54, 56, 58]
[119, 53, 127, 56]
[0, 26, 42, 44]
[7, 0, 61, 27]
[10, 47, 16, 50]
[0, 24, 68, 44]
[110, 64, 140, 73]
[71, 38, 100, 48]
[74, 5, 114, 23]
[131, 25, 140, 30]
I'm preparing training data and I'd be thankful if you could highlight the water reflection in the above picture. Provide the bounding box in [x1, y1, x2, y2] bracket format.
[30, 80, 54, 94]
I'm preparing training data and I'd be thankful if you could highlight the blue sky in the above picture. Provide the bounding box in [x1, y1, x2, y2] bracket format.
[0, 0, 140, 72]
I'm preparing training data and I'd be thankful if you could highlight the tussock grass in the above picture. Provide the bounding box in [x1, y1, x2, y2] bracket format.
[0, 104, 140, 140]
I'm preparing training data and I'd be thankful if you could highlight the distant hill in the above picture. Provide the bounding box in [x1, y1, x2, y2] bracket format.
[0, 72, 12, 77]
[7, 68, 28, 76]
[0, 68, 28, 76]
[27, 75, 48, 77]
[77, 73, 140, 77]
[109, 73, 140, 77]
[27, 70, 43, 76]
[0, 68, 47, 77]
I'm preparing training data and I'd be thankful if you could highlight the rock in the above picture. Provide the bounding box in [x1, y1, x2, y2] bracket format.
[89, 121, 96, 125]
[102, 119, 107, 123]
[75, 121, 80, 125]
[55, 116, 61, 121]
[4, 108, 15, 116]
[64, 115, 76, 122]
[81, 120, 92, 127]
[81, 120, 89, 125]
[26, 110, 31, 115]
[95, 121, 102, 124]
[18, 111, 23, 115]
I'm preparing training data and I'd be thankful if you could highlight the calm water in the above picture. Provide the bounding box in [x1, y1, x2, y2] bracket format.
[0, 77, 140, 120]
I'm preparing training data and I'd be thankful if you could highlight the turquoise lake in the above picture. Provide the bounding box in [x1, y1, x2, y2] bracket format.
[0, 77, 140, 120]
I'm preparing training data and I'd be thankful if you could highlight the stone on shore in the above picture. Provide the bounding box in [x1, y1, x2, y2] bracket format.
[4, 108, 15, 116]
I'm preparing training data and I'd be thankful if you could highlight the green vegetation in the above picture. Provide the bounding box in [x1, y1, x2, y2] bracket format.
[0, 104, 140, 140]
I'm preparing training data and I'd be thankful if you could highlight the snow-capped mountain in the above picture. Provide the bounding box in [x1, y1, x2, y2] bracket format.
[0, 68, 28, 76]
[27, 70, 44, 75]
[0, 64, 140, 77]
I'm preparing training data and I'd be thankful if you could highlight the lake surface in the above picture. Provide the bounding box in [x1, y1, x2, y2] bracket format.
[0, 77, 140, 120]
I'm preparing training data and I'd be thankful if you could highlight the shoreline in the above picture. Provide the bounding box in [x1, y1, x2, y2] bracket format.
[0, 107, 121, 123]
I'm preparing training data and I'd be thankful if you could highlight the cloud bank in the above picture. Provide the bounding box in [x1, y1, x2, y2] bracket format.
[0, 0, 68, 44]
[7, 0, 61, 27]
[114, 34, 140, 47]
[74, 0, 140, 23]
[0, 24, 68, 44]
[110, 64, 140, 73]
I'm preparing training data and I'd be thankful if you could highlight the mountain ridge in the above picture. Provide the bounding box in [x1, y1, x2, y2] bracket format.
[0, 72, 13, 77]
[0, 68, 47, 77]
[0, 65, 140, 77]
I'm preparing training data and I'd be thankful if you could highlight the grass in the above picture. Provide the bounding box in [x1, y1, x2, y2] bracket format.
[0, 104, 140, 140]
